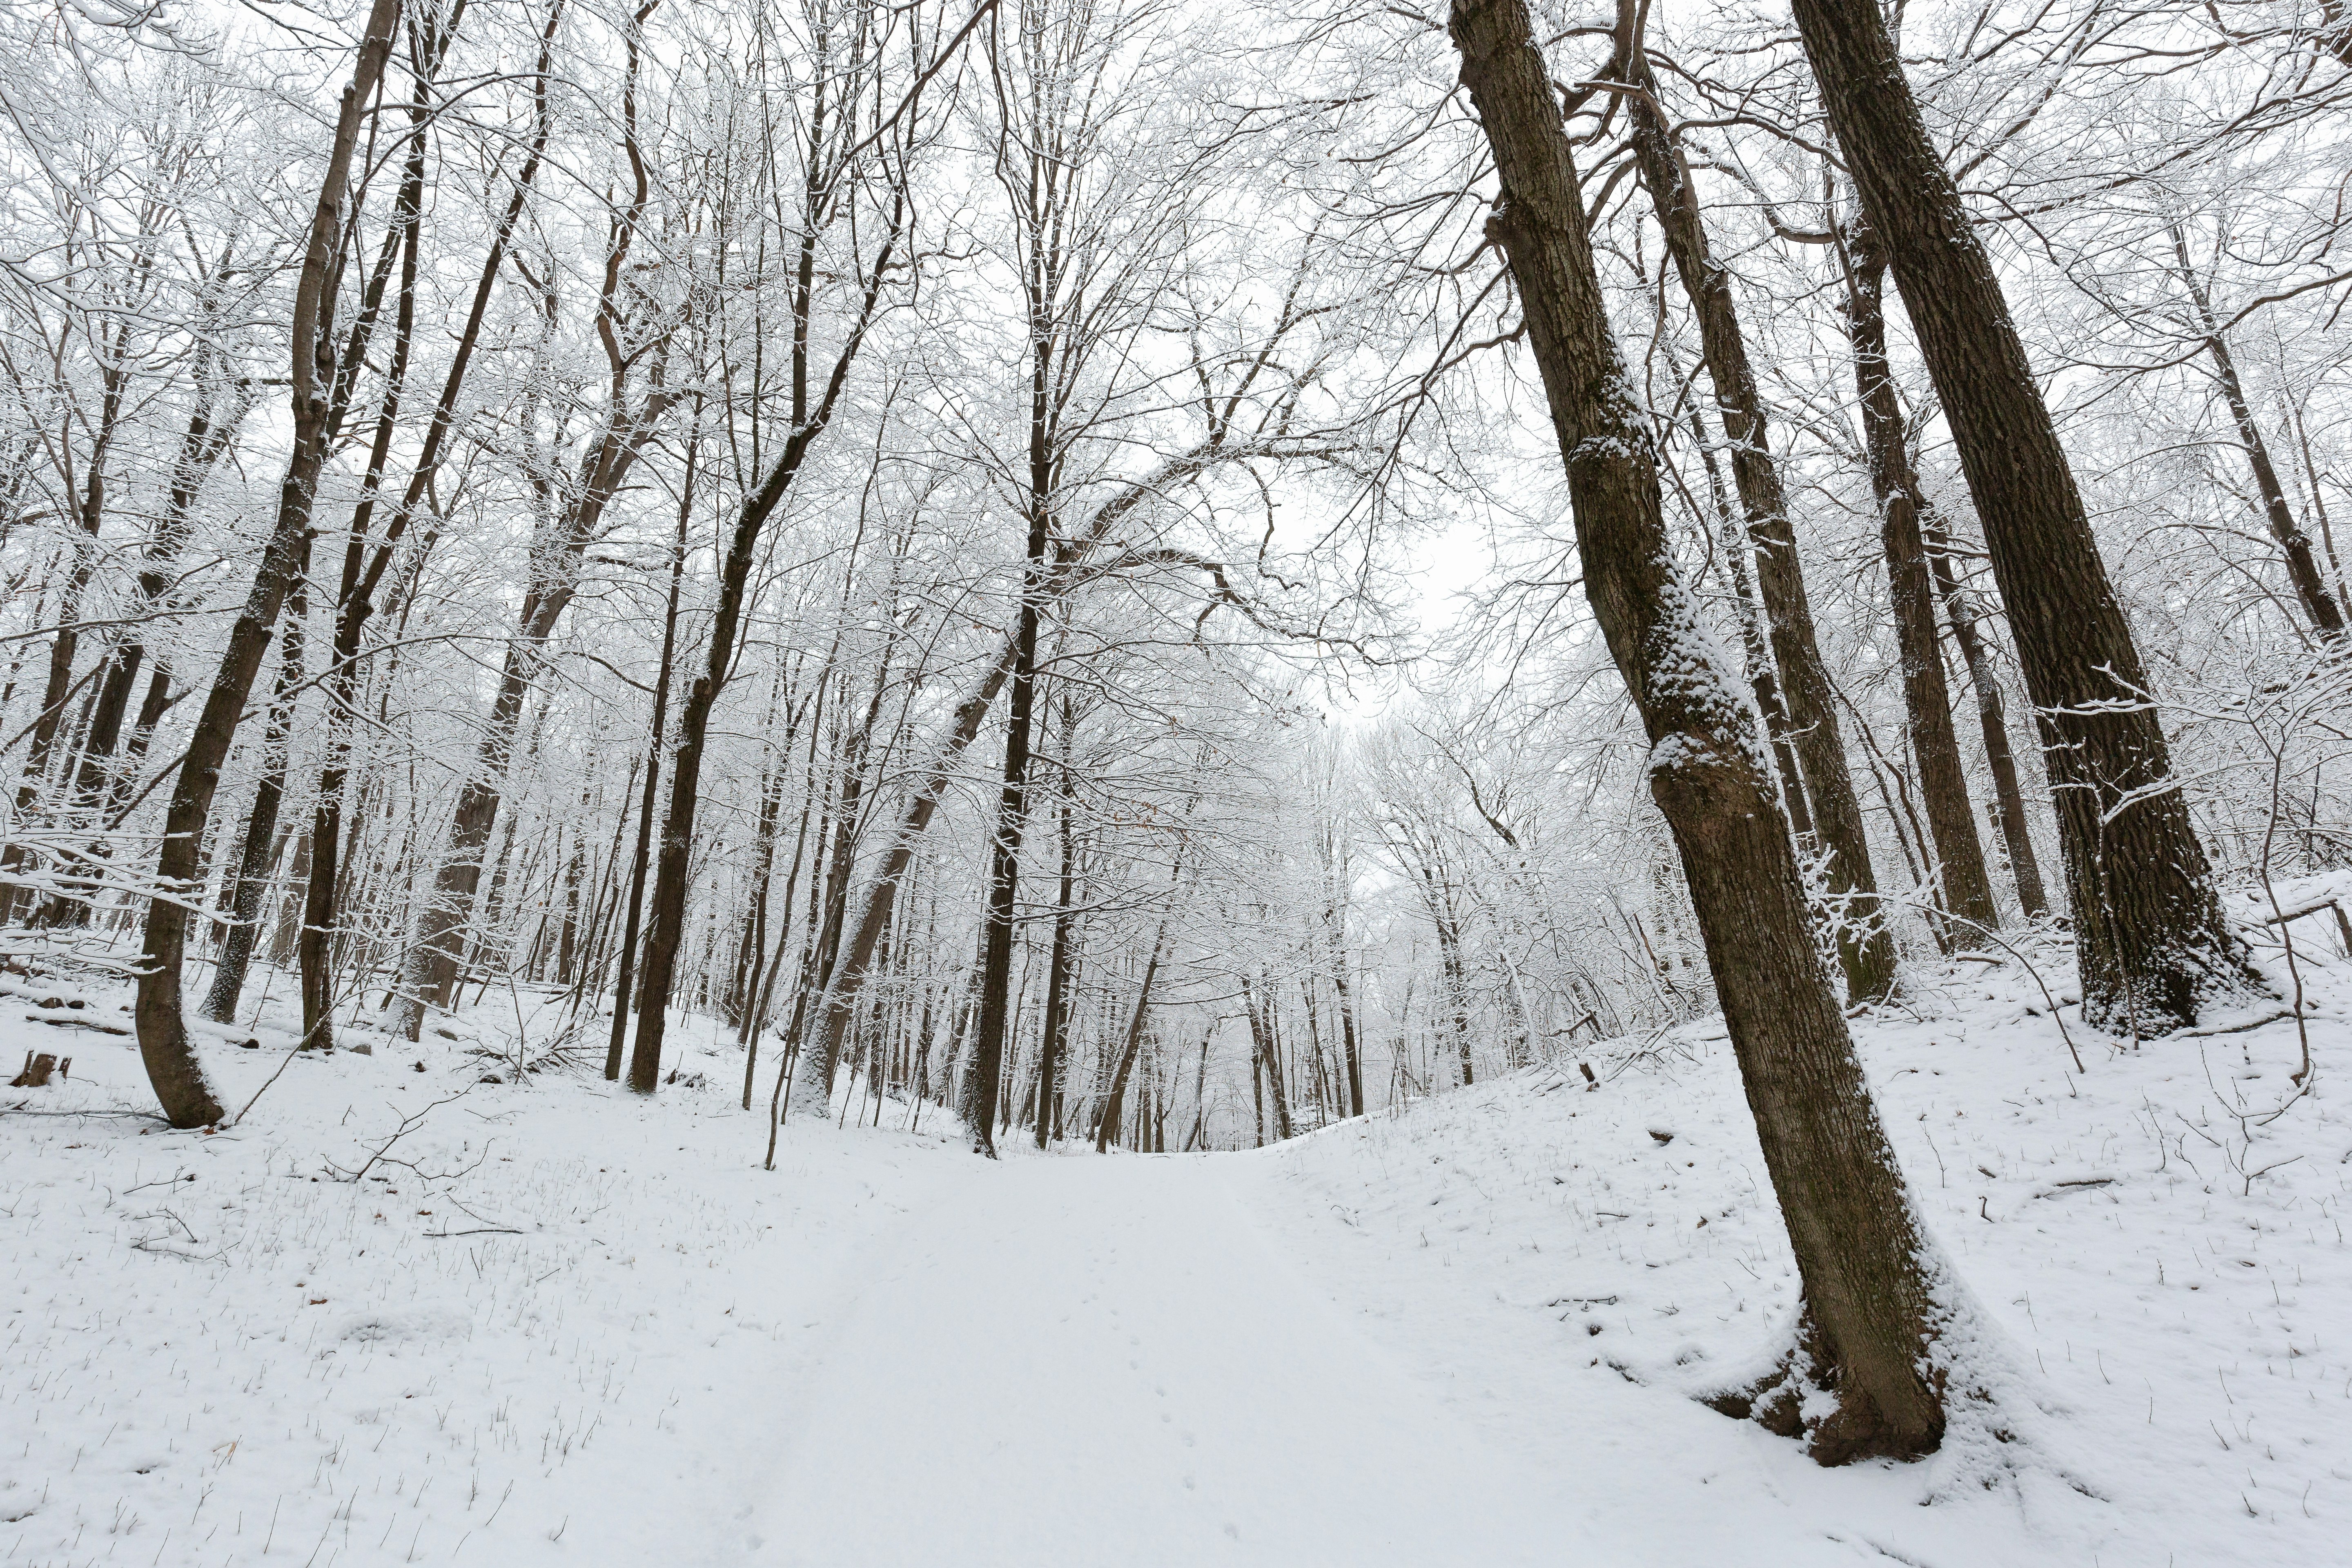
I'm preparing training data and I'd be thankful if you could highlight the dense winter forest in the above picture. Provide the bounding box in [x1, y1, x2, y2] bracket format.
[3, 0, 2350, 1561]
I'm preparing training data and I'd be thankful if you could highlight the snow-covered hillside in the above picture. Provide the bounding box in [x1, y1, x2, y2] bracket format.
[1246, 902, 2352, 1566]
[6, 893, 2349, 1567]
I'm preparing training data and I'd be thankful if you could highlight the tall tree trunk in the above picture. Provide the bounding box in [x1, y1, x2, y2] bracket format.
[1788, 0, 2247, 1032]
[1095, 922, 1170, 1153]
[1840, 236, 1999, 936]
[397, 12, 676, 1037]
[63, 349, 249, 915]
[1924, 526, 2049, 918]
[1239, 973, 1292, 1142]
[605, 459, 690, 1081]
[1613, 19, 1896, 1001]
[202, 561, 308, 1024]
[0, 318, 137, 925]
[1450, 0, 1948, 1461]
[1321, 893, 1364, 1118]
[1693, 410, 1814, 840]
[2167, 222, 2344, 638]
[300, 47, 437, 1052]
[622, 178, 906, 1094]
[1033, 697, 1080, 1148]
[130, 0, 405, 1128]
[785, 440, 1260, 1118]
[965, 307, 1060, 1155]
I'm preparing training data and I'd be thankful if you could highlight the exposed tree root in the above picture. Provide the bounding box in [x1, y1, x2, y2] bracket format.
[1703, 1312, 1949, 1466]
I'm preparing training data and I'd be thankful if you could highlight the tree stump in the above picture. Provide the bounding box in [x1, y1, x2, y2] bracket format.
[10, 1051, 68, 1087]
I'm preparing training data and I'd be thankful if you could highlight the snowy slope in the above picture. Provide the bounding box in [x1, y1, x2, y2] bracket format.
[0, 992, 972, 1568]
[7, 882, 2350, 1568]
[1243, 884, 2352, 1568]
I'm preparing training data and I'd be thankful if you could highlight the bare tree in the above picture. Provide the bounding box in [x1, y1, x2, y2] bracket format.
[1450, 0, 1953, 1462]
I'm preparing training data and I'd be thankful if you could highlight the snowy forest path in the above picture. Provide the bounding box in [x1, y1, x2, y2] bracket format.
[745, 1150, 1606, 1566]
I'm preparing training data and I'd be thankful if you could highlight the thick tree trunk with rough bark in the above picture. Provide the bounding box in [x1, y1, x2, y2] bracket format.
[1450, 0, 1949, 1462]
[1788, 0, 2247, 1032]
[1842, 241, 1999, 936]
[1613, 24, 1895, 1002]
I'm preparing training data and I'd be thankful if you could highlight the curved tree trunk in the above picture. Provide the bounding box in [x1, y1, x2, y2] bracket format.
[1789, 0, 2247, 1032]
[130, 0, 405, 1128]
[1451, 0, 1948, 1462]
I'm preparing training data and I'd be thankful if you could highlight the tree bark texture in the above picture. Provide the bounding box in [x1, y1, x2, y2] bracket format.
[1614, 26, 1896, 1002]
[1451, 0, 1948, 1461]
[130, 0, 405, 1128]
[1788, 0, 2246, 1031]
[1842, 241, 2000, 935]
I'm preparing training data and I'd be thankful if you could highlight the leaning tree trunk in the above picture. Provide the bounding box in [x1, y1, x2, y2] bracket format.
[1450, 0, 1948, 1462]
[397, 16, 672, 1039]
[605, 471, 689, 1082]
[1091, 927, 1167, 1155]
[1614, 24, 1896, 1001]
[203, 563, 308, 1024]
[1693, 409, 1815, 840]
[2168, 222, 2344, 639]
[1842, 236, 1999, 935]
[622, 181, 905, 1094]
[129, 0, 405, 1128]
[1788, 0, 2246, 1032]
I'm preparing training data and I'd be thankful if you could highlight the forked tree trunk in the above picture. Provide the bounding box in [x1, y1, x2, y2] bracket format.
[1612, 22, 1896, 1001]
[1841, 236, 1999, 935]
[1788, 0, 2247, 1032]
[1450, 0, 1947, 1462]
[130, 0, 405, 1128]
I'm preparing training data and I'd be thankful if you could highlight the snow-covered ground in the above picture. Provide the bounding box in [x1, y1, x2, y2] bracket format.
[5, 883, 2349, 1566]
